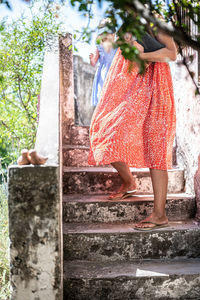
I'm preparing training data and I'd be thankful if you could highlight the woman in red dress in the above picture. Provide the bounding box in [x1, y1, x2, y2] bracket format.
[88, 31, 177, 230]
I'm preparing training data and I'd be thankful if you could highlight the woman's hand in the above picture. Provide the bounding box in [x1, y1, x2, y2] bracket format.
[89, 53, 96, 66]
[133, 41, 150, 69]
[89, 49, 99, 67]
[133, 41, 144, 53]
[89, 53, 95, 66]
[138, 32, 177, 63]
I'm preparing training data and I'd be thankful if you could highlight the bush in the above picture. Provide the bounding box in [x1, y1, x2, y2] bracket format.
[0, 1, 62, 164]
[0, 177, 9, 300]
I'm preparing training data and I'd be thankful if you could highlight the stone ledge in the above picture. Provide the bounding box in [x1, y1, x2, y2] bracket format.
[64, 259, 200, 300]
[64, 258, 200, 278]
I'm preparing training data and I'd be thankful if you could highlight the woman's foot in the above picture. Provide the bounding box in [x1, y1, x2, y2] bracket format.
[108, 180, 137, 200]
[134, 212, 168, 230]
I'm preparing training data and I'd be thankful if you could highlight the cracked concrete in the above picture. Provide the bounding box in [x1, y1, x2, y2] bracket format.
[8, 166, 62, 300]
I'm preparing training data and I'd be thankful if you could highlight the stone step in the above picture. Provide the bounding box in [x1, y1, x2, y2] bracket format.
[63, 193, 196, 223]
[63, 145, 90, 167]
[63, 125, 89, 146]
[64, 258, 200, 300]
[63, 167, 185, 194]
[63, 221, 200, 262]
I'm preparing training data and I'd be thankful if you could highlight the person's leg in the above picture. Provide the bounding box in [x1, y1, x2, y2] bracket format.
[135, 168, 168, 229]
[109, 161, 137, 199]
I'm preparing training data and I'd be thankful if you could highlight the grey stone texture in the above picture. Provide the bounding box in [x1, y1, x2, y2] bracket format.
[64, 259, 200, 300]
[63, 194, 196, 223]
[8, 166, 62, 300]
[63, 221, 200, 262]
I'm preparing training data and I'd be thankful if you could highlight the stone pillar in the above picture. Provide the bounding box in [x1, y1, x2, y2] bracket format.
[194, 154, 200, 221]
[59, 34, 75, 129]
[8, 35, 63, 299]
[8, 166, 62, 300]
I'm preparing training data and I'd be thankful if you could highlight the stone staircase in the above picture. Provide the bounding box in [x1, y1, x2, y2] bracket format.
[62, 125, 200, 300]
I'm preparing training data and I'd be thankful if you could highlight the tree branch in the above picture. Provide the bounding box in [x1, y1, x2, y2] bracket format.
[17, 77, 37, 131]
[0, 120, 20, 140]
[124, 0, 200, 51]
[171, 1, 199, 94]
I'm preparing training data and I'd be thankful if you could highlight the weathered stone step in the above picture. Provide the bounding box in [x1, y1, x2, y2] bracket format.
[64, 258, 200, 300]
[63, 221, 200, 262]
[63, 144, 90, 167]
[63, 193, 196, 223]
[63, 125, 89, 146]
[63, 167, 185, 194]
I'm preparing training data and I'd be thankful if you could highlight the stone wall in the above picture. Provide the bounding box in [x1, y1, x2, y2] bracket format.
[73, 55, 96, 126]
[171, 54, 200, 194]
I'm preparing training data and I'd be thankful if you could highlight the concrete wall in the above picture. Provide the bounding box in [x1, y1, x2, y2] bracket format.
[73, 55, 95, 126]
[8, 166, 62, 300]
[170, 54, 200, 194]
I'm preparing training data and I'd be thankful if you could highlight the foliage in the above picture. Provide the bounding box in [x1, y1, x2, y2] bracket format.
[0, 1, 62, 166]
[0, 173, 9, 300]
[69, 0, 200, 48]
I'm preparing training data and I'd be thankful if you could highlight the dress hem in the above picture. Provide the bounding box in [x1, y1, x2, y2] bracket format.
[88, 160, 172, 171]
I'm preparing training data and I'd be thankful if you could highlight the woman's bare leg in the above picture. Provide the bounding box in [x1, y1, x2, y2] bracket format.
[109, 161, 136, 198]
[135, 169, 168, 228]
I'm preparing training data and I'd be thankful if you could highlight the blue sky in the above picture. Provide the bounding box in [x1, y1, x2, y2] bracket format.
[0, 0, 108, 62]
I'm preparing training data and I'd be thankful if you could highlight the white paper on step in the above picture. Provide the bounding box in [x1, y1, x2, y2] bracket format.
[136, 268, 169, 277]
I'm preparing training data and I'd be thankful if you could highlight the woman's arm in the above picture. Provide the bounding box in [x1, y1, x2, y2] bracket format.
[139, 32, 177, 62]
[89, 47, 99, 67]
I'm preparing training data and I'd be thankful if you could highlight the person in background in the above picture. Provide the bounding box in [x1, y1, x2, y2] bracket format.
[89, 18, 117, 107]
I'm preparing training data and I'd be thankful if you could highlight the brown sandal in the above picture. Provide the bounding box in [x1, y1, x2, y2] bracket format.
[134, 221, 169, 231]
